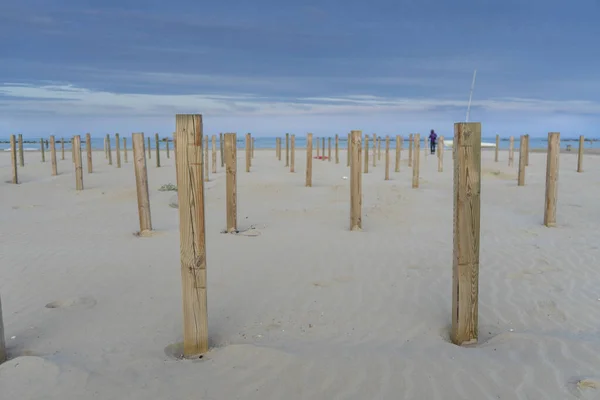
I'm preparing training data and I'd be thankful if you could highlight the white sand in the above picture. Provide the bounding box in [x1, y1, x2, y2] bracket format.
[1, 144, 600, 399]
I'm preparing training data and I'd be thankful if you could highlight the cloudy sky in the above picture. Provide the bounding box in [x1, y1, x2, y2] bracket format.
[1, 0, 599, 138]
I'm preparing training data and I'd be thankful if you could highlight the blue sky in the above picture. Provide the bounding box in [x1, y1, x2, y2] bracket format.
[1, 0, 599, 138]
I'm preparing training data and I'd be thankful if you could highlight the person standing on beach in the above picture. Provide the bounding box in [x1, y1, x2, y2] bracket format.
[429, 130, 437, 154]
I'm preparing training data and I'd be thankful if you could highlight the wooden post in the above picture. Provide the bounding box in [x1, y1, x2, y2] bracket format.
[377, 136, 382, 161]
[544, 132, 560, 227]
[0, 295, 5, 363]
[316, 136, 320, 160]
[518, 135, 526, 186]
[123, 137, 128, 163]
[220, 133, 224, 167]
[412, 134, 420, 188]
[40, 138, 45, 162]
[50, 135, 58, 176]
[275, 138, 278, 158]
[306, 134, 313, 187]
[364, 136, 369, 173]
[147, 137, 151, 159]
[451, 122, 481, 346]
[508, 136, 514, 167]
[278, 137, 282, 161]
[335, 134, 339, 164]
[155, 133, 160, 167]
[10, 135, 18, 184]
[395, 135, 401, 172]
[495, 134, 499, 162]
[211, 135, 217, 173]
[166, 138, 170, 159]
[285, 133, 290, 167]
[328, 137, 332, 162]
[107, 134, 113, 165]
[347, 133, 350, 167]
[408, 134, 413, 167]
[322, 137, 325, 161]
[18, 134, 24, 167]
[385, 136, 390, 180]
[225, 133, 237, 233]
[204, 135, 209, 181]
[438, 136, 444, 172]
[104, 136, 108, 158]
[61, 138, 65, 160]
[174, 114, 208, 357]
[245, 133, 251, 172]
[73, 135, 83, 190]
[86, 133, 93, 173]
[115, 133, 121, 168]
[290, 134, 295, 173]
[132, 133, 152, 232]
[577, 135, 584, 172]
[350, 130, 362, 231]
[372, 133, 376, 167]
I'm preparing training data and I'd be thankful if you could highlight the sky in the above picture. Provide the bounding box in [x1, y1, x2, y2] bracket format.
[1, 0, 600, 138]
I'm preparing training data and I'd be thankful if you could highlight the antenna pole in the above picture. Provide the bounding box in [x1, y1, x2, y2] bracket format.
[466, 69, 477, 122]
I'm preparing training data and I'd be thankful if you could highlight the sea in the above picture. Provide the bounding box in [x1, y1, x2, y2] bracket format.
[0, 135, 598, 152]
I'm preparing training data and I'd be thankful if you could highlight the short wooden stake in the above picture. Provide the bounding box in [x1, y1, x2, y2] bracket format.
[204, 135, 209, 181]
[306, 134, 313, 187]
[10, 135, 18, 184]
[285, 133, 290, 167]
[408, 133, 413, 167]
[577, 135, 584, 172]
[61, 138, 65, 160]
[50, 135, 58, 176]
[290, 134, 295, 172]
[385, 136, 390, 180]
[132, 133, 152, 231]
[123, 137, 128, 163]
[364, 136, 369, 173]
[335, 134, 339, 164]
[211, 135, 217, 174]
[147, 137, 151, 159]
[225, 133, 237, 233]
[372, 133, 376, 167]
[174, 114, 208, 357]
[0, 295, 6, 363]
[395, 135, 401, 172]
[518, 135, 526, 186]
[107, 134, 113, 165]
[115, 133, 121, 168]
[245, 133, 251, 172]
[350, 130, 362, 231]
[438, 135, 444, 172]
[73, 135, 84, 190]
[412, 134, 420, 188]
[40, 138, 45, 162]
[544, 132, 560, 227]
[494, 134, 499, 162]
[220, 133, 224, 167]
[451, 122, 481, 346]
[508, 136, 514, 167]
[18, 134, 24, 167]
[85, 133, 93, 173]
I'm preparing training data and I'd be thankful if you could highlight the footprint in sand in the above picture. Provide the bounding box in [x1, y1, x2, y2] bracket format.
[45, 296, 96, 309]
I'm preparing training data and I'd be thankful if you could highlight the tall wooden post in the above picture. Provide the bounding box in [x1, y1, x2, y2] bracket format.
[451, 122, 481, 346]
[211, 135, 217, 174]
[350, 130, 362, 231]
[115, 133, 121, 168]
[412, 134, 420, 188]
[385, 136, 390, 180]
[225, 133, 237, 233]
[85, 133, 93, 173]
[107, 134, 113, 165]
[18, 134, 24, 167]
[518, 135, 526, 186]
[285, 133, 290, 167]
[132, 133, 152, 232]
[204, 136, 209, 181]
[220, 133, 224, 167]
[508, 136, 514, 167]
[438, 136, 444, 172]
[544, 132, 560, 227]
[364, 136, 369, 173]
[335, 134, 339, 164]
[104, 136, 108, 159]
[73, 135, 84, 190]
[50, 135, 58, 176]
[328, 137, 332, 162]
[245, 133, 251, 172]
[10, 135, 18, 184]
[577, 135, 584, 172]
[377, 136, 382, 160]
[321, 137, 325, 161]
[524, 134, 530, 166]
[123, 137, 128, 163]
[408, 134, 413, 167]
[495, 134, 499, 162]
[290, 134, 295, 172]
[395, 135, 401, 172]
[174, 114, 208, 357]
[306, 134, 313, 187]
[147, 137, 151, 159]
[61, 138, 65, 160]
[40, 138, 45, 162]
[155, 133, 160, 167]
[0, 295, 5, 363]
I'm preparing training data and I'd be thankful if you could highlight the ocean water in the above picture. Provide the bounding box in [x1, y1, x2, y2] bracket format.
[0, 135, 598, 151]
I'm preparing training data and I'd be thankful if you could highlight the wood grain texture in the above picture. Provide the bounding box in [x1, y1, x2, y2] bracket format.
[364, 136, 369, 173]
[290, 134, 295, 173]
[132, 133, 152, 232]
[50, 135, 58, 176]
[225, 133, 237, 233]
[115, 133, 121, 168]
[73, 135, 84, 190]
[175, 114, 209, 357]
[306, 134, 313, 187]
[544, 132, 560, 227]
[18, 134, 24, 167]
[86, 133, 93, 173]
[451, 122, 481, 346]
[350, 130, 362, 231]
[518, 135, 526, 186]
[577, 135, 584, 172]
[385, 136, 390, 180]
[412, 134, 420, 188]
[10, 135, 18, 184]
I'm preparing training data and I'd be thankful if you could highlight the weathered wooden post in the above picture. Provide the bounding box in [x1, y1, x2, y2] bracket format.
[115, 133, 121, 168]
[212, 135, 217, 174]
[155, 133, 160, 167]
[395, 135, 401, 172]
[335, 134, 339, 164]
[166, 138, 170, 159]
[245, 133, 251, 172]
[385, 136, 390, 180]
[518, 135, 526, 186]
[147, 137, 151, 159]
[278, 137, 282, 161]
[10, 135, 18, 184]
[412, 134, 420, 188]
[73, 135, 84, 190]
[544, 132, 560, 227]
[306, 134, 313, 187]
[438, 135, 444, 172]
[275, 138, 278, 158]
[123, 137, 128, 163]
[40, 138, 45, 162]
[132, 133, 152, 232]
[328, 137, 332, 162]
[577, 135, 584, 172]
[285, 133, 290, 167]
[508, 136, 514, 167]
[377, 135, 382, 161]
[86, 133, 93, 173]
[220, 133, 224, 167]
[18, 134, 24, 167]
[204, 136, 209, 181]
[321, 137, 325, 161]
[495, 134, 499, 162]
[50, 135, 58, 176]
[225, 133, 237, 233]
[0, 295, 5, 363]
[107, 134, 113, 165]
[290, 134, 295, 172]
[364, 135, 369, 173]
[350, 130, 362, 231]
[408, 133, 413, 167]
[61, 137, 65, 160]
[316, 136, 320, 159]
[174, 114, 208, 357]
[451, 122, 481, 346]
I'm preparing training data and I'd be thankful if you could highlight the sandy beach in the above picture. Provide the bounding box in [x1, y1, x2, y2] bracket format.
[1, 142, 600, 399]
